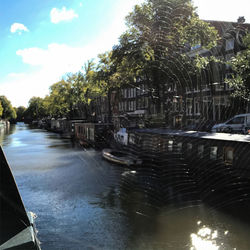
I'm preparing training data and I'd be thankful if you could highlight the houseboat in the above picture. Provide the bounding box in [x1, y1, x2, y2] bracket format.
[74, 122, 113, 148]
[49, 118, 64, 133]
[60, 119, 85, 139]
[0, 146, 40, 249]
[127, 128, 250, 178]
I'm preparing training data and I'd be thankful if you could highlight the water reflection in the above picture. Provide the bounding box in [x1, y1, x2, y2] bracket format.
[191, 224, 220, 250]
[0, 123, 16, 146]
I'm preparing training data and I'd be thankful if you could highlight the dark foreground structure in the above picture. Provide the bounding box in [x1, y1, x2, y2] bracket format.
[0, 146, 40, 250]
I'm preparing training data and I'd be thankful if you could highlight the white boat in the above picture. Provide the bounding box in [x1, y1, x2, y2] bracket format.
[102, 148, 142, 166]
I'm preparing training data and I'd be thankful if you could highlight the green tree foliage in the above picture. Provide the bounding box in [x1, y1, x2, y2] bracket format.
[226, 33, 250, 102]
[112, 0, 219, 105]
[25, 97, 46, 120]
[0, 95, 17, 120]
[82, 60, 104, 100]
[96, 51, 121, 90]
[34, 63, 105, 119]
[0, 102, 3, 117]
[45, 80, 72, 118]
[16, 106, 27, 121]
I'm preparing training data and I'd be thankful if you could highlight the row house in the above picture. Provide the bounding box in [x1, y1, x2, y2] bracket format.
[90, 96, 110, 123]
[112, 80, 169, 131]
[170, 19, 250, 130]
[115, 81, 150, 130]
[88, 19, 250, 132]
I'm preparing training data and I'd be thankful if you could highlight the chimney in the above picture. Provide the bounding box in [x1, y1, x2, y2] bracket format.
[237, 16, 245, 24]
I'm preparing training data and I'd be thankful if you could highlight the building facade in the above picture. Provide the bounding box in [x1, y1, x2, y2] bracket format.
[88, 19, 250, 132]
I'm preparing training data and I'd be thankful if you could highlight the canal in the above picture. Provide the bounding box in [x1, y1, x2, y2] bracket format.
[1, 123, 250, 250]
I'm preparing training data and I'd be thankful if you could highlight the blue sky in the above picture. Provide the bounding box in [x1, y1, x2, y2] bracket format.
[0, 0, 249, 107]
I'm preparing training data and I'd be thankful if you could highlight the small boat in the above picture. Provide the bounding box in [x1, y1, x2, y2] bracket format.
[102, 148, 142, 166]
[0, 146, 41, 249]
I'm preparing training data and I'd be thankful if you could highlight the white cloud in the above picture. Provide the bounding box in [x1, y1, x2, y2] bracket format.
[0, 0, 143, 107]
[16, 43, 91, 73]
[10, 23, 29, 34]
[0, 43, 98, 107]
[0, 73, 51, 108]
[50, 7, 78, 24]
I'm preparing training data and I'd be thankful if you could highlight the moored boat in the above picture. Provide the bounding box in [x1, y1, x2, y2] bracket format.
[75, 123, 113, 148]
[128, 128, 250, 177]
[102, 148, 142, 166]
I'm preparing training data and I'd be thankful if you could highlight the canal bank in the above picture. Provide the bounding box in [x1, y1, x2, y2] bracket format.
[1, 123, 250, 249]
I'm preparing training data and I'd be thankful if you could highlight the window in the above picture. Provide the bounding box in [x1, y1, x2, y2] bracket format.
[120, 101, 126, 111]
[198, 145, 204, 159]
[177, 142, 182, 153]
[215, 83, 224, 91]
[210, 146, 218, 160]
[89, 128, 94, 141]
[151, 104, 157, 114]
[187, 143, 192, 152]
[186, 99, 192, 115]
[225, 39, 234, 51]
[145, 97, 149, 108]
[168, 140, 173, 152]
[194, 98, 200, 114]
[129, 134, 136, 144]
[128, 101, 135, 111]
[247, 116, 250, 126]
[191, 44, 201, 50]
[186, 86, 191, 93]
[224, 147, 234, 164]
[226, 117, 244, 125]
[225, 53, 234, 69]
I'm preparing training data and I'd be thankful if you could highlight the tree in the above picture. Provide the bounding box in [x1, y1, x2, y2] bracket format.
[16, 106, 26, 121]
[226, 33, 250, 105]
[65, 61, 104, 119]
[46, 80, 72, 118]
[25, 97, 46, 120]
[112, 0, 219, 114]
[0, 102, 3, 117]
[0, 96, 17, 120]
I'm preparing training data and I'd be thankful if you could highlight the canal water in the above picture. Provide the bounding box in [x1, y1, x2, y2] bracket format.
[1, 123, 250, 250]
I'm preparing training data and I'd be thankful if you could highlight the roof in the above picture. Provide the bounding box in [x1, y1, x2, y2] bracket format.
[234, 113, 250, 117]
[130, 128, 250, 143]
[205, 20, 250, 37]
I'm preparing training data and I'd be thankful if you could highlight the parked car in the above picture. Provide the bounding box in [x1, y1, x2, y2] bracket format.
[211, 113, 250, 134]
